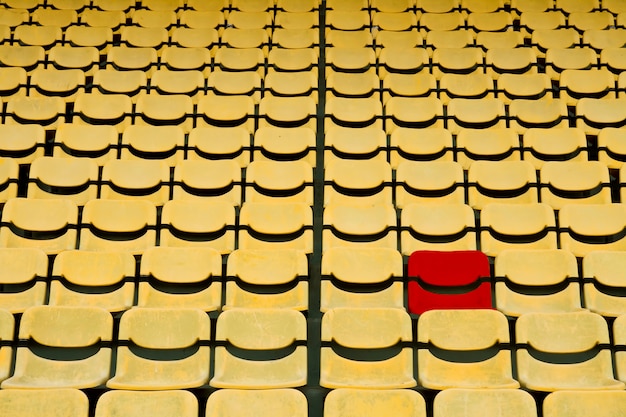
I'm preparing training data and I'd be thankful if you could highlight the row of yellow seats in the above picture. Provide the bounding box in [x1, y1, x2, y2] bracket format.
[0, 306, 626, 391]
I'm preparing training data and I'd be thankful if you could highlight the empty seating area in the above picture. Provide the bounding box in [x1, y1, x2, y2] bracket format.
[2, 0, 626, 416]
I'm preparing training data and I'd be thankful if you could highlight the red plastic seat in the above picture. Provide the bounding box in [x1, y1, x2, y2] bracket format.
[407, 250, 492, 314]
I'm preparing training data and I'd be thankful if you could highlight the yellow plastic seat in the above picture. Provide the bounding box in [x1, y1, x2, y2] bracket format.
[557, 0, 598, 13]
[0, 67, 27, 100]
[326, 10, 370, 30]
[400, 203, 477, 254]
[434, 389, 537, 417]
[516, 311, 624, 391]
[254, 127, 316, 165]
[172, 159, 241, 205]
[232, 0, 273, 12]
[211, 308, 307, 388]
[420, 12, 465, 31]
[326, 69, 379, 99]
[178, 10, 224, 29]
[498, 73, 552, 103]
[456, 129, 521, 169]
[120, 125, 185, 165]
[32, 8, 76, 27]
[0, 8, 28, 27]
[135, 94, 193, 132]
[48, 45, 100, 75]
[447, 98, 506, 134]
[0, 124, 44, 164]
[107, 308, 211, 390]
[5, 96, 65, 128]
[226, 10, 271, 29]
[523, 128, 588, 169]
[569, 11, 613, 32]
[120, 26, 168, 50]
[320, 307, 415, 389]
[439, 73, 494, 104]
[0, 248, 47, 313]
[480, 203, 558, 256]
[130, 9, 176, 29]
[323, 203, 397, 252]
[467, 161, 537, 209]
[100, 159, 170, 204]
[161, 46, 212, 72]
[0, 45, 44, 73]
[245, 160, 313, 204]
[372, 11, 417, 32]
[0, 389, 88, 417]
[486, 48, 538, 78]
[27, 156, 98, 205]
[277, 0, 318, 12]
[187, 126, 251, 167]
[79, 199, 157, 254]
[171, 27, 219, 49]
[324, 159, 392, 206]
[426, 29, 474, 51]
[495, 249, 582, 317]
[92, 69, 147, 100]
[80, 9, 125, 30]
[545, 48, 597, 80]
[206, 389, 307, 417]
[48, 0, 89, 10]
[326, 389, 424, 417]
[539, 161, 612, 210]
[225, 249, 308, 310]
[274, 10, 318, 29]
[598, 128, 626, 169]
[2, 305, 112, 389]
[269, 48, 318, 71]
[138, 246, 221, 311]
[30, 68, 85, 102]
[509, 98, 569, 133]
[0, 158, 18, 203]
[559, 203, 626, 256]
[272, 28, 319, 49]
[326, 47, 376, 73]
[325, 126, 386, 164]
[14, 24, 62, 49]
[214, 47, 265, 74]
[418, 309, 519, 389]
[0, 198, 78, 254]
[197, 93, 256, 132]
[385, 97, 444, 132]
[511, 0, 552, 14]
[74, 92, 132, 132]
[321, 247, 404, 311]
[52, 123, 117, 163]
[327, 0, 367, 10]
[432, 48, 484, 79]
[107, 46, 158, 75]
[583, 29, 626, 52]
[576, 98, 626, 135]
[208, 69, 262, 103]
[160, 200, 235, 253]
[239, 202, 313, 253]
[417, 0, 459, 13]
[222, 27, 269, 50]
[96, 390, 198, 417]
[520, 11, 565, 38]
[559, 69, 615, 106]
[544, 390, 626, 417]
[381, 72, 436, 103]
[92, 0, 135, 12]
[326, 29, 372, 49]
[476, 31, 524, 50]
[259, 96, 317, 130]
[396, 161, 465, 207]
[583, 251, 626, 317]
[467, 11, 513, 32]
[49, 250, 135, 312]
[378, 47, 429, 77]
[531, 29, 579, 57]
[390, 127, 453, 168]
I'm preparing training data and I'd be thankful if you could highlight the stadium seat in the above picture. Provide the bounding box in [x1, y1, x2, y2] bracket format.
[0, 158, 18, 204]
[239, 202, 313, 253]
[509, 98, 569, 133]
[457, 129, 521, 170]
[516, 311, 624, 391]
[407, 250, 492, 314]
[74, 92, 133, 132]
[396, 161, 465, 207]
[0, 248, 47, 313]
[324, 159, 392, 206]
[29, 68, 84, 101]
[95, 390, 198, 417]
[254, 127, 316, 165]
[225, 249, 308, 310]
[245, 160, 313, 204]
[5, 96, 65, 128]
[497, 73, 552, 103]
[211, 308, 307, 388]
[2, 305, 112, 388]
[197, 93, 256, 132]
[49, 249, 134, 312]
[52, 123, 117, 163]
[485, 48, 538, 78]
[576, 98, 626, 135]
[467, 161, 538, 209]
[100, 159, 170, 204]
[120, 125, 184, 165]
[138, 246, 221, 311]
[559, 203, 626, 256]
[598, 128, 626, 169]
[385, 97, 444, 132]
[389, 127, 453, 168]
[325, 389, 426, 417]
[559, 69, 615, 106]
[543, 391, 626, 417]
[27, 156, 98, 205]
[172, 159, 242, 205]
[0, 198, 78, 254]
[434, 389, 537, 417]
[480, 203, 558, 256]
[187, 126, 251, 167]
[79, 199, 157, 254]
[0, 389, 88, 417]
[523, 128, 588, 169]
[582, 251, 626, 317]
[320, 307, 416, 388]
[107, 308, 211, 390]
[539, 161, 612, 210]
[400, 203, 477, 253]
[494, 249, 582, 317]
[0, 124, 44, 164]
[417, 309, 518, 389]
[446, 98, 506, 134]
[320, 247, 404, 311]
[206, 389, 308, 417]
